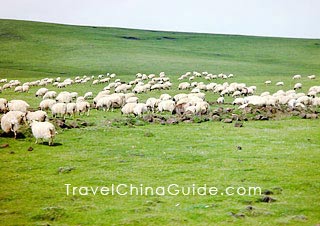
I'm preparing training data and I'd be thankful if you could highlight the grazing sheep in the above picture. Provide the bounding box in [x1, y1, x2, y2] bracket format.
[66, 103, 77, 118]
[0, 98, 8, 113]
[84, 92, 93, 99]
[276, 81, 284, 86]
[76, 101, 90, 116]
[294, 83, 302, 90]
[39, 99, 56, 111]
[43, 91, 57, 99]
[126, 96, 139, 104]
[1, 111, 26, 138]
[133, 103, 148, 116]
[26, 110, 48, 122]
[178, 82, 191, 90]
[265, 80, 271, 85]
[35, 87, 49, 97]
[292, 74, 301, 79]
[56, 91, 72, 103]
[8, 100, 30, 113]
[159, 94, 172, 101]
[121, 103, 137, 115]
[51, 103, 67, 119]
[158, 100, 175, 113]
[232, 98, 245, 105]
[308, 75, 316, 79]
[146, 98, 160, 112]
[30, 121, 56, 146]
[216, 97, 224, 104]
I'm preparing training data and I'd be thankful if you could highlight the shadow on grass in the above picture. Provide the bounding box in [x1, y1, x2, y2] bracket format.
[0, 132, 26, 139]
[37, 142, 62, 147]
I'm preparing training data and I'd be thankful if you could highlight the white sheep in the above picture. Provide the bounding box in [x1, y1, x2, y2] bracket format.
[56, 91, 72, 103]
[159, 94, 172, 101]
[51, 103, 67, 119]
[232, 98, 245, 105]
[216, 97, 224, 104]
[66, 103, 77, 118]
[276, 81, 284, 86]
[26, 110, 48, 122]
[43, 91, 57, 99]
[146, 98, 160, 112]
[158, 100, 175, 113]
[35, 87, 49, 97]
[0, 98, 8, 113]
[308, 75, 316, 79]
[76, 101, 90, 116]
[133, 103, 148, 116]
[84, 92, 93, 99]
[265, 81, 271, 85]
[30, 121, 56, 146]
[292, 74, 301, 79]
[294, 83, 302, 90]
[39, 99, 56, 111]
[126, 96, 139, 104]
[8, 100, 30, 112]
[1, 111, 26, 138]
[121, 103, 137, 115]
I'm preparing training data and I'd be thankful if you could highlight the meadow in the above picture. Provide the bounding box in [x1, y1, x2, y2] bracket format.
[0, 19, 320, 225]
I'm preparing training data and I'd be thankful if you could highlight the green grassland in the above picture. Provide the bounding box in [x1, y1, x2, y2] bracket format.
[0, 19, 320, 225]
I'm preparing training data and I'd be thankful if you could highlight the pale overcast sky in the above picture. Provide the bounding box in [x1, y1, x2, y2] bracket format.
[0, 0, 319, 39]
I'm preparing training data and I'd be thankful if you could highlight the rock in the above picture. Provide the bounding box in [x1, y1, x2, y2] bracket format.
[223, 118, 233, 123]
[143, 114, 154, 123]
[167, 118, 178, 124]
[27, 147, 33, 152]
[68, 121, 79, 128]
[0, 143, 9, 148]
[306, 113, 318, 119]
[55, 119, 68, 128]
[234, 122, 243, 127]
[262, 189, 273, 195]
[237, 146, 242, 150]
[259, 196, 276, 203]
[212, 115, 221, 121]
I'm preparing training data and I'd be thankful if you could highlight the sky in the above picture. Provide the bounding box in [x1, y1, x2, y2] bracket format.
[0, 0, 319, 39]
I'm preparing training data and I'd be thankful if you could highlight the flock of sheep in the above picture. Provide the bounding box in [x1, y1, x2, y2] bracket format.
[0, 71, 319, 146]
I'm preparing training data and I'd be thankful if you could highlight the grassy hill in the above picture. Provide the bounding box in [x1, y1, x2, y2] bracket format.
[0, 19, 320, 225]
[1, 19, 320, 79]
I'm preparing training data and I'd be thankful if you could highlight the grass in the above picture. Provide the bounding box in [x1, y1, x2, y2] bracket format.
[0, 19, 320, 225]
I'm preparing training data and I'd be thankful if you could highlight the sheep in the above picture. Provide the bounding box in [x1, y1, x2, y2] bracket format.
[35, 87, 48, 97]
[76, 101, 90, 116]
[276, 82, 284, 86]
[56, 91, 72, 103]
[216, 97, 224, 104]
[178, 82, 191, 90]
[146, 98, 160, 112]
[158, 100, 175, 113]
[39, 99, 56, 111]
[195, 101, 210, 115]
[121, 103, 137, 115]
[96, 96, 112, 111]
[70, 92, 78, 99]
[294, 83, 302, 90]
[8, 100, 30, 112]
[30, 121, 56, 146]
[0, 98, 8, 113]
[159, 94, 172, 101]
[126, 96, 139, 104]
[292, 74, 301, 79]
[26, 110, 48, 122]
[84, 92, 93, 99]
[232, 98, 245, 105]
[43, 91, 57, 99]
[1, 111, 26, 138]
[51, 103, 67, 119]
[66, 103, 77, 118]
[265, 80, 271, 85]
[133, 103, 148, 116]
[308, 75, 316, 79]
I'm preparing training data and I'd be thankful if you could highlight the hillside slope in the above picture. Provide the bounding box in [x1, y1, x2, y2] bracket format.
[0, 19, 319, 78]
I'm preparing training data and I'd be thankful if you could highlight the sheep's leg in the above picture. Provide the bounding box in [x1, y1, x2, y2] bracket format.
[35, 138, 38, 144]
